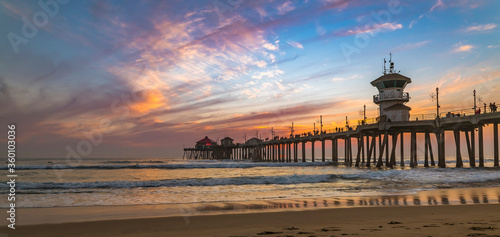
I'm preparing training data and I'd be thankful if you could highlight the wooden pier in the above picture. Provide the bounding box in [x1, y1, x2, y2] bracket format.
[183, 112, 500, 168]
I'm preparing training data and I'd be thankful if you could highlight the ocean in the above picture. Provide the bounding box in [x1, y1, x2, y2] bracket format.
[1, 157, 500, 210]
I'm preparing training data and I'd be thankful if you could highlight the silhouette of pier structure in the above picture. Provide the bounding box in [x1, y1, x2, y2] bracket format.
[183, 56, 500, 168]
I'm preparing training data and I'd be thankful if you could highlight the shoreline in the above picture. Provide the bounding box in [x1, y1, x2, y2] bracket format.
[4, 203, 500, 237]
[3, 186, 499, 226]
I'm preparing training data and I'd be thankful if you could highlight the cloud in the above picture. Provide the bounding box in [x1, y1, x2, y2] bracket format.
[251, 69, 284, 80]
[464, 23, 497, 32]
[430, 0, 444, 12]
[287, 41, 304, 49]
[391, 41, 430, 53]
[337, 23, 403, 36]
[332, 74, 360, 82]
[409, 15, 424, 29]
[262, 41, 280, 51]
[0, 1, 33, 18]
[488, 45, 500, 49]
[277, 1, 295, 15]
[409, 0, 443, 29]
[453, 43, 475, 52]
[129, 89, 168, 114]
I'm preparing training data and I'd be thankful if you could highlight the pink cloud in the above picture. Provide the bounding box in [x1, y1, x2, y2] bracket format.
[464, 23, 497, 32]
[430, 0, 444, 12]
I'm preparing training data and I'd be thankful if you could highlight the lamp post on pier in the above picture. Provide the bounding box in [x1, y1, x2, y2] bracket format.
[474, 90, 477, 113]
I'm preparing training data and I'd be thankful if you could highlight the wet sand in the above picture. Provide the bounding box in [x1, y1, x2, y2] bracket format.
[2, 187, 500, 236]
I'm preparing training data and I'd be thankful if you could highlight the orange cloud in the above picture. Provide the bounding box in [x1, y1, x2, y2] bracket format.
[130, 89, 168, 114]
[454, 44, 474, 52]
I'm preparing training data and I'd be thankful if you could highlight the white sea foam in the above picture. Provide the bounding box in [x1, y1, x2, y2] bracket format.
[6, 167, 500, 191]
[10, 174, 334, 190]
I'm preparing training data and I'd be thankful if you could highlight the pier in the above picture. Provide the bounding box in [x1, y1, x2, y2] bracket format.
[183, 57, 500, 168]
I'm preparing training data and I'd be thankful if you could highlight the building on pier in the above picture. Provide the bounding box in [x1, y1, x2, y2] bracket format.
[221, 137, 234, 146]
[371, 55, 411, 122]
[246, 137, 263, 160]
[195, 136, 217, 149]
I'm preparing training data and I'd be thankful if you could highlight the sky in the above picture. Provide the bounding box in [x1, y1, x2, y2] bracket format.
[0, 0, 499, 159]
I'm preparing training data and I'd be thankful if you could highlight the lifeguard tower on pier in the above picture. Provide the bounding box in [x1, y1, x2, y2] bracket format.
[371, 54, 412, 122]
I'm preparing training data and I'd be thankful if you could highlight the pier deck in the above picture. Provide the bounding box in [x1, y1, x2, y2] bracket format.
[183, 112, 500, 168]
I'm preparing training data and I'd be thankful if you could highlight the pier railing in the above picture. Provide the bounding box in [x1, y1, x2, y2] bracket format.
[373, 92, 409, 103]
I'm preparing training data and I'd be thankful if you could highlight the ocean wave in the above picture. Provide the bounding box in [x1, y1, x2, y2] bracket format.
[6, 168, 500, 191]
[8, 174, 337, 190]
[9, 162, 332, 170]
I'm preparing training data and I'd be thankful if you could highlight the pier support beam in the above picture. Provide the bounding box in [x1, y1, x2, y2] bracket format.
[288, 143, 292, 162]
[361, 134, 365, 163]
[268, 146, 270, 161]
[282, 143, 286, 162]
[332, 139, 338, 162]
[494, 123, 499, 167]
[278, 144, 281, 162]
[437, 130, 446, 168]
[302, 141, 306, 162]
[376, 131, 388, 168]
[400, 133, 404, 167]
[378, 134, 382, 160]
[479, 125, 484, 167]
[348, 137, 353, 165]
[424, 132, 430, 167]
[344, 138, 348, 163]
[365, 135, 370, 165]
[465, 131, 473, 166]
[272, 144, 276, 162]
[311, 141, 315, 162]
[355, 136, 362, 167]
[389, 133, 398, 167]
[471, 129, 476, 167]
[285, 144, 288, 162]
[321, 140, 326, 162]
[294, 143, 298, 162]
[385, 133, 390, 166]
[429, 133, 435, 166]
[366, 134, 376, 167]
[284, 144, 287, 162]
[410, 131, 417, 167]
[454, 130, 463, 168]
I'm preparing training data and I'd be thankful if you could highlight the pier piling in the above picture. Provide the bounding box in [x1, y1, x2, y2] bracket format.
[332, 138, 338, 162]
[479, 125, 484, 167]
[494, 123, 499, 167]
[302, 141, 306, 162]
[322, 140, 326, 162]
[454, 130, 463, 168]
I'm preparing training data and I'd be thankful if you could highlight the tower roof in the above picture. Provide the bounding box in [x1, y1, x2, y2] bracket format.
[196, 136, 217, 144]
[370, 73, 411, 86]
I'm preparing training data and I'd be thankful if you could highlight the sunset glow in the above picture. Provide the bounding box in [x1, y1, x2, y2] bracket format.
[0, 0, 499, 158]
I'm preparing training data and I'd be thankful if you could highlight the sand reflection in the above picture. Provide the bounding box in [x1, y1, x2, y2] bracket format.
[192, 187, 500, 214]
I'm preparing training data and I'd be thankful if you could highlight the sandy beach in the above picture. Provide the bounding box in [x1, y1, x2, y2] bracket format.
[2, 204, 499, 237]
[2, 187, 500, 237]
